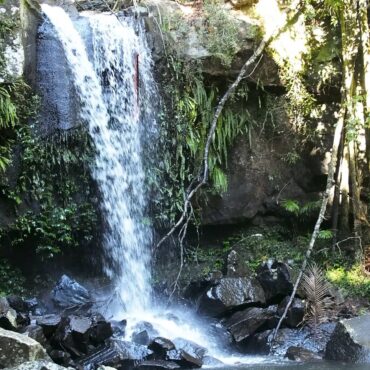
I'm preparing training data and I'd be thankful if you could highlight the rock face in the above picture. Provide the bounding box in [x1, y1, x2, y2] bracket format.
[325, 315, 370, 363]
[0, 327, 49, 368]
[197, 277, 265, 316]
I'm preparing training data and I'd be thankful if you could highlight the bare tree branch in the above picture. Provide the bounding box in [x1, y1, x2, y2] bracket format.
[271, 111, 345, 344]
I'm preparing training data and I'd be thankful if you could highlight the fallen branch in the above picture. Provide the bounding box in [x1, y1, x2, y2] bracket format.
[270, 112, 345, 344]
[155, 0, 305, 251]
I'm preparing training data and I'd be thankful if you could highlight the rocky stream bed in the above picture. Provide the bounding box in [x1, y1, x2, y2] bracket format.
[1, 262, 370, 370]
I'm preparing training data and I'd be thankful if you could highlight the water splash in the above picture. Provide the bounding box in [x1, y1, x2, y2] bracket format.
[41, 5, 154, 314]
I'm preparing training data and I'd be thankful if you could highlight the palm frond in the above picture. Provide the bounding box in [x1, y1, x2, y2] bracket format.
[301, 263, 333, 332]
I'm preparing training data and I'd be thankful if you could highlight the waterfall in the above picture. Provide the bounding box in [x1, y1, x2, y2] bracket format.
[41, 5, 155, 314]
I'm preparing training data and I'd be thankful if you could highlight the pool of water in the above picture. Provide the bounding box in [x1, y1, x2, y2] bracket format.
[209, 362, 369, 370]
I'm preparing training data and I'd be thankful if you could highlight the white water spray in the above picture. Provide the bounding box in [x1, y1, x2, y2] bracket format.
[41, 5, 153, 314]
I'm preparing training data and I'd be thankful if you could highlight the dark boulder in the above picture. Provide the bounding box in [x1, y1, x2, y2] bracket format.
[183, 272, 222, 304]
[132, 330, 150, 345]
[166, 349, 202, 368]
[131, 321, 159, 346]
[79, 340, 153, 369]
[172, 338, 206, 360]
[36, 314, 62, 338]
[0, 297, 18, 331]
[277, 297, 305, 328]
[51, 275, 91, 309]
[7, 296, 28, 313]
[256, 261, 292, 303]
[238, 329, 271, 354]
[227, 250, 251, 277]
[225, 306, 278, 343]
[149, 337, 175, 359]
[197, 277, 265, 316]
[285, 346, 322, 361]
[16, 312, 31, 327]
[88, 314, 113, 345]
[138, 360, 180, 370]
[50, 316, 83, 358]
[49, 349, 75, 367]
[325, 315, 370, 363]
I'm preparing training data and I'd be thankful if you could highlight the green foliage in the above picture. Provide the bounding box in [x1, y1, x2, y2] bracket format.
[327, 265, 370, 300]
[153, 41, 252, 225]
[201, 0, 239, 67]
[2, 127, 98, 258]
[0, 86, 17, 128]
[281, 198, 321, 217]
[0, 79, 98, 259]
[0, 260, 25, 296]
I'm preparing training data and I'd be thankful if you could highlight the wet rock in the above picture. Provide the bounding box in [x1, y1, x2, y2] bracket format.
[131, 321, 158, 345]
[8, 360, 73, 370]
[7, 295, 28, 312]
[183, 272, 222, 304]
[17, 312, 31, 327]
[202, 355, 223, 366]
[325, 315, 370, 363]
[166, 349, 202, 368]
[111, 319, 127, 337]
[88, 315, 113, 345]
[256, 261, 292, 303]
[277, 297, 305, 328]
[225, 306, 278, 343]
[114, 339, 154, 360]
[149, 337, 175, 358]
[20, 325, 50, 351]
[239, 329, 271, 354]
[227, 250, 251, 277]
[36, 314, 62, 338]
[51, 275, 91, 309]
[70, 315, 92, 343]
[138, 360, 180, 370]
[285, 346, 322, 361]
[0, 297, 17, 330]
[197, 277, 265, 316]
[132, 329, 150, 345]
[51, 316, 83, 357]
[79, 340, 153, 369]
[49, 349, 74, 367]
[172, 338, 206, 360]
[0, 327, 49, 368]
[270, 322, 335, 357]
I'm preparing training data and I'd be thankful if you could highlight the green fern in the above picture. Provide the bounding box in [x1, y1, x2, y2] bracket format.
[0, 86, 17, 128]
[281, 199, 300, 216]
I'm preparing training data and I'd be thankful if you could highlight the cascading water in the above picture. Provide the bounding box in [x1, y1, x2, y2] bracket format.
[41, 5, 154, 314]
[40, 5, 280, 365]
